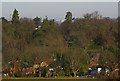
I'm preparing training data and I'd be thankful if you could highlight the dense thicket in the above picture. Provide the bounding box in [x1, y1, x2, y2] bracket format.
[1, 10, 119, 78]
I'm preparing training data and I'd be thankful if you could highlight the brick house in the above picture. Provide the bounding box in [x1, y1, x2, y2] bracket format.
[40, 59, 56, 77]
[88, 53, 99, 69]
[40, 59, 56, 67]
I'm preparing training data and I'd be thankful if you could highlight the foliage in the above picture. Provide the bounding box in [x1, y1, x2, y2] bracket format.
[14, 71, 22, 77]
[33, 16, 41, 25]
[1, 17, 8, 23]
[93, 33, 106, 46]
[2, 10, 119, 78]
[99, 50, 119, 78]
[105, 45, 119, 58]
[66, 49, 89, 77]
[84, 11, 100, 20]
[65, 12, 74, 23]
[12, 9, 19, 24]
[90, 43, 101, 49]
[23, 61, 29, 66]
[77, 65, 88, 76]
[57, 71, 65, 76]
[41, 67, 47, 77]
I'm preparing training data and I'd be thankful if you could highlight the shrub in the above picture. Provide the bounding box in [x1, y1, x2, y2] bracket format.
[14, 71, 22, 77]
[57, 71, 65, 76]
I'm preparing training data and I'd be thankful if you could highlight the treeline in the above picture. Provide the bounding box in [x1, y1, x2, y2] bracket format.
[1, 9, 120, 78]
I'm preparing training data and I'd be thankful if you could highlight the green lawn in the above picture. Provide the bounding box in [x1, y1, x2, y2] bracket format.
[1, 77, 110, 81]
[2, 77, 96, 79]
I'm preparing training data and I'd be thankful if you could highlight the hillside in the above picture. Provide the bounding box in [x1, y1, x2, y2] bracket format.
[1, 10, 120, 79]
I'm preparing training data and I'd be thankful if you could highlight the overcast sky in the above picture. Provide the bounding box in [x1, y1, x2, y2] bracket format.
[2, 2, 118, 20]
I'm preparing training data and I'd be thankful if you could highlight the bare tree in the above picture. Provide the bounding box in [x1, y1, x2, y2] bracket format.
[66, 49, 89, 77]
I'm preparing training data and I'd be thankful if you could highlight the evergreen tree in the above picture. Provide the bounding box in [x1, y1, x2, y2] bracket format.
[12, 9, 19, 24]
[65, 12, 74, 23]
[33, 16, 41, 25]
[1, 17, 8, 23]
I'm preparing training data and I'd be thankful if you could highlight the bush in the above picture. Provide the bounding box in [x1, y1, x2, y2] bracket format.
[14, 71, 22, 77]
[57, 71, 65, 76]
[41, 67, 47, 77]
[91, 43, 101, 49]
[105, 45, 119, 58]
[77, 65, 88, 76]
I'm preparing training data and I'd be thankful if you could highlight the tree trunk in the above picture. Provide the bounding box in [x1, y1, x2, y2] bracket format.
[73, 71, 77, 77]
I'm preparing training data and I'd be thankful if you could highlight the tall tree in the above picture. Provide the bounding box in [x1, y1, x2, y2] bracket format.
[12, 9, 19, 24]
[65, 12, 74, 23]
[33, 16, 41, 25]
[99, 50, 119, 78]
[1, 17, 8, 23]
[83, 13, 92, 20]
[66, 49, 89, 77]
[83, 11, 100, 20]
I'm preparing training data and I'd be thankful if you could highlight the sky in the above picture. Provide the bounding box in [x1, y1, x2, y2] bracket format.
[1, 0, 120, 2]
[1, 2, 119, 20]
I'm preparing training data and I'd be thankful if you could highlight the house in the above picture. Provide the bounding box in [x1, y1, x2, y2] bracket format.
[22, 57, 40, 77]
[13, 63, 22, 74]
[46, 71, 51, 77]
[104, 68, 119, 78]
[88, 53, 99, 69]
[97, 67, 102, 74]
[109, 69, 119, 78]
[40, 59, 56, 67]
[88, 53, 99, 68]
[9, 62, 22, 77]
[40, 59, 56, 77]
[88, 53, 102, 75]
[33, 57, 40, 69]
[9, 57, 39, 77]
[10, 65, 14, 75]
[33, 57, 40, 75]
[22, 67, 33, 75]
[88, 66, 102, 75]
[9, 58, 57, 77]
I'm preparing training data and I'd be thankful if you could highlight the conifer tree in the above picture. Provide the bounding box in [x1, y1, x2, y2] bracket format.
[65, 12, 74, 23]
[33, 16, 41, 25]
[12, 9, 19, 24]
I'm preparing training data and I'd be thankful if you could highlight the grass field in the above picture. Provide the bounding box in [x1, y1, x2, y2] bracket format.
[1, 77, 118, 81]
[2, 77, 96, 79]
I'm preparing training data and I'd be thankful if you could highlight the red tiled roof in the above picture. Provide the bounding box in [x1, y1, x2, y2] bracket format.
[34, 57, 39, 64]
[43, 59, 56, 65]
[88, 55, 99, 68]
